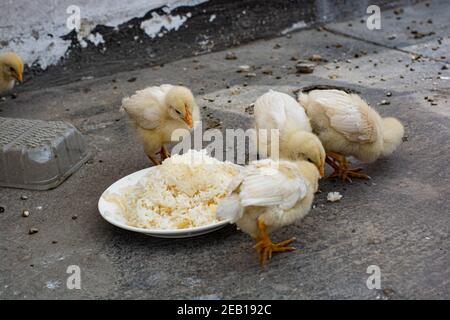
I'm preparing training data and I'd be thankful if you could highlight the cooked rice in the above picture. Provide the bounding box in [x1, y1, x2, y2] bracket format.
[104, 150, 241, 230]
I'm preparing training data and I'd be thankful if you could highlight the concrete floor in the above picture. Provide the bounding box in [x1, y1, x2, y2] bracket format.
[0, 1, 449, 299]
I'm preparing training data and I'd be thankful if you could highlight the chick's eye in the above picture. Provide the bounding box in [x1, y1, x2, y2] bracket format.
[175, 110, 182, 115]
[9, 67, 15, 72]
[307, 158, 313, 163]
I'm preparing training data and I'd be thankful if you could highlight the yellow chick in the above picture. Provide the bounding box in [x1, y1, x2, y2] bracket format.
[217, 159, 320, 265]
[121, 85, 201, 165]
[254, 90, 326, 176]
[299, 89, 404, 182]
[0, 52, 24, 94]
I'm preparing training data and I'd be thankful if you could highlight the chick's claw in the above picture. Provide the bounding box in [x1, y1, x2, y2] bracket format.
[327, 152, 370, 182]
[147, 155, 161, 166]
[254, 237, 296, 265]
[160, 146, 171, 160]
[330, 167, 371, 182]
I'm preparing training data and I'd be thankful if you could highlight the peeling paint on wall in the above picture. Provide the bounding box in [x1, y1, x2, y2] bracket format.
[0, 0, 208, 69]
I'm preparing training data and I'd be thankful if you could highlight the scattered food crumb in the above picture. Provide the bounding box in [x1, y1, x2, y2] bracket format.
[309, 54, 326, 62]
[202, 96, 215, 102]
[225, 51, 238, 60]
[20, 195, 28, 200]
[22, 210, 30, 217]
[28, 228, 38, 235]
[296, 61, 315, 74]
[237, 65, 251, 73]
[127, 77, 137, 83]
[327, 192, 343, 202]
[328, 73, 338, 80]
[245, 104, 254, 115]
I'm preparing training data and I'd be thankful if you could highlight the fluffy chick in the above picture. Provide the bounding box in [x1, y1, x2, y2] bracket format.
[299, 89, 404, 182]
[0, 52, 24, 94]
[217, 159, 320, 265]
[254, 90, 326, 176]
[121, 85, 201, 165]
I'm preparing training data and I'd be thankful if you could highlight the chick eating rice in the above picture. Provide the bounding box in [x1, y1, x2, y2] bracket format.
[104, 150, 241, 230]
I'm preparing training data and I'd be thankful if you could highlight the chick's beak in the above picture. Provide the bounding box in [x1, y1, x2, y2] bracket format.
[318, 162, 325, 177]
[14, 71, 23, 82]
[184, 111, 193, 128]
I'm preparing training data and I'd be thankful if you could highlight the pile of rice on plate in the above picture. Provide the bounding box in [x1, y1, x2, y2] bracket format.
[104, 150, 241, 230]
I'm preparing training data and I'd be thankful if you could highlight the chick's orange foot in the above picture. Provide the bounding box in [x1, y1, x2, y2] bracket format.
[254, 218, 295, 265]
[255, 237, 296, 265]
[161, 146, 171, 160]
[326, 152, 370, 182]
[147, 154, 161, 166]
[330, 166, 371, 183]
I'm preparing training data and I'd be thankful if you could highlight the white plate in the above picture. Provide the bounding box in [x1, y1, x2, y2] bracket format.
[98, 167, 231, 238]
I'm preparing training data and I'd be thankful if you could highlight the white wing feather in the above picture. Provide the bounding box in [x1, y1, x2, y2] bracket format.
[254, 90, 287, 130]
[216, 194, 244, 223]
[216, 169, 245, 222]
[255, 90, 311, 135]
[311, 90, 376, 142]
[239, 160, 308, 210]
[121, 85, 173, 129]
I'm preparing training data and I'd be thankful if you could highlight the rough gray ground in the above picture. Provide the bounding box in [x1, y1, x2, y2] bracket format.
[0, 1, 449, 299]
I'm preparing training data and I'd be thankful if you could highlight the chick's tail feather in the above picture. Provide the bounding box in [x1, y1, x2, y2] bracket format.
[217, 194, 244, 223]
[381, 117, 404, 157]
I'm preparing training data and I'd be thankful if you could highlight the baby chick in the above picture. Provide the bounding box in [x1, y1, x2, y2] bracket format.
[0, 52, 24, 94]
[254, 90, 326, 176]
[299, 89, 404, 182]
[218, 158, 320, 265]
[121, 85, 200, 165]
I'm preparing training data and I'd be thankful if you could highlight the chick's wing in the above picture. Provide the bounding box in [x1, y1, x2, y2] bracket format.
[121, 86, 169, 129]
[311, 90, 377, 143]
[239, 161, 308, 210]
[254, 91, 287, 130]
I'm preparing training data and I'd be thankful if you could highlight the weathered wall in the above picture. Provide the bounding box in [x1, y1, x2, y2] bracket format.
[0, 0, 206, 68]
[1, 0, 422, 88]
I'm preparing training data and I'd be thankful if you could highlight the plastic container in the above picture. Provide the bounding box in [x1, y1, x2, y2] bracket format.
[0, 117, 90, 190]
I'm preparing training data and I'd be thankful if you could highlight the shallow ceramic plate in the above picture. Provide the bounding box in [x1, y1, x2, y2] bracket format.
[98, 167, 231, 238]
